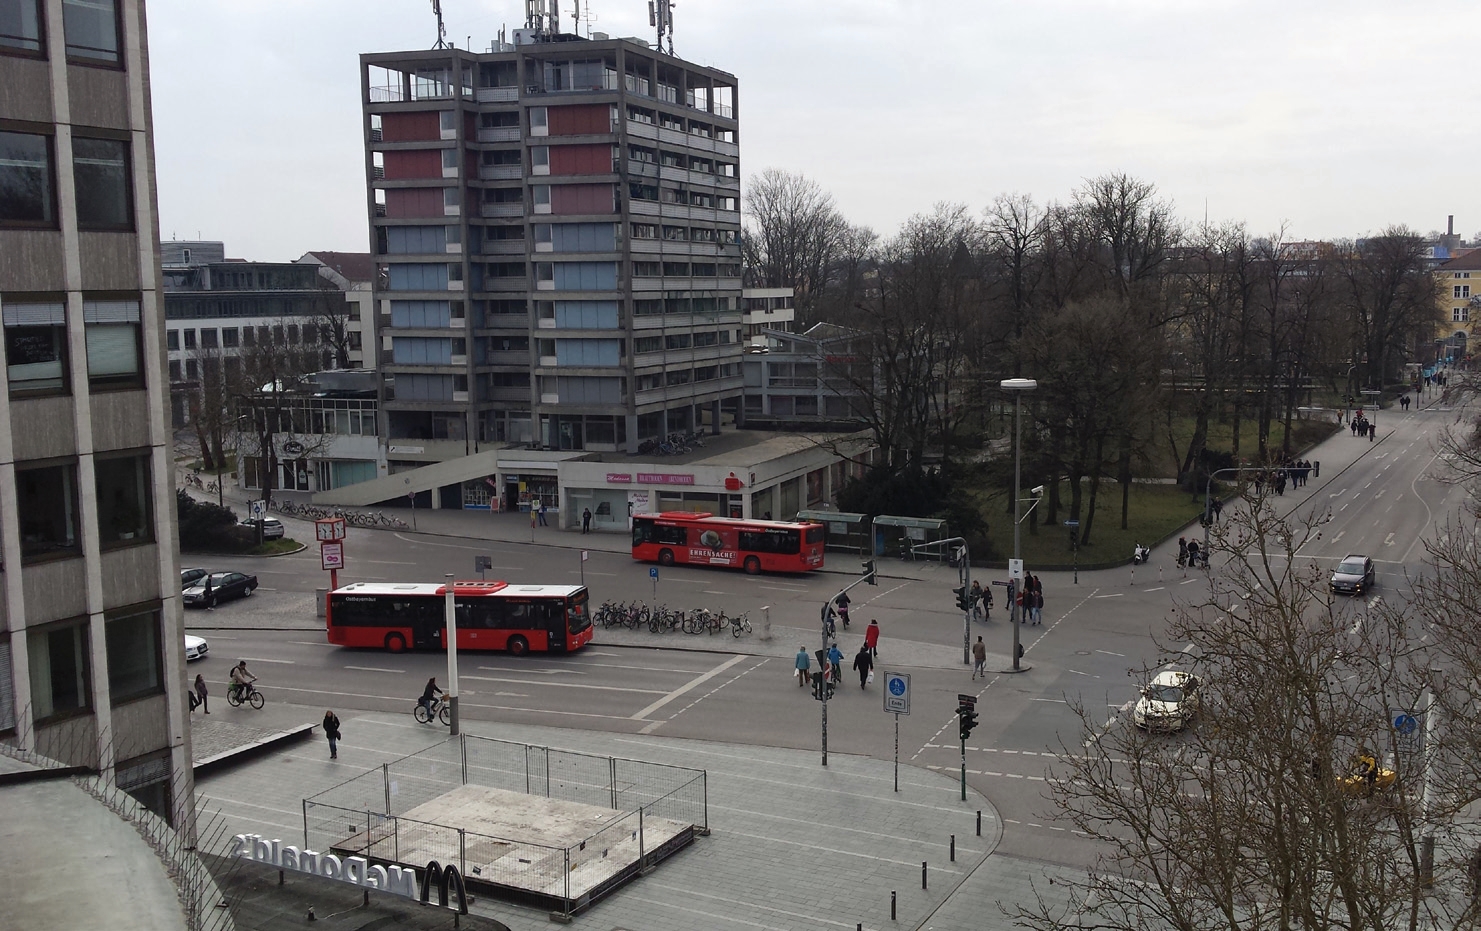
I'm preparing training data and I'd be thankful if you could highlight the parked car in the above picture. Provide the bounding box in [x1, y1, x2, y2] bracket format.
[184, 633, 209, 661]
[1330, 555, 1376, 595]
[1133, 669, 1201, 732]
[183, 571, 258, 608]
[181, 567, 210, 589]
[241, 517, 285, 540]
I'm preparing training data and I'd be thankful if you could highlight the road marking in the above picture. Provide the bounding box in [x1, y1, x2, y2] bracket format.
[241, 657, 295, 664]
[1094, 593, 1123, 599]
[461, 674, 665, 694]
[477, 666, 584, 676]
[1180, 642, 1196, 653]
[1096, 649, 1125, 657]
[1384, 532, 1395, 546]
[344, 665, 403, 674]
[360, 560, 418, 566]
[1144, 586, 1165, 592]
[1333, 531, 1346, 543]
[1032, 697, 1067, 703]
[702, 590, 730, 595]
[630, 654, 747, 720]
[286, 641, 332, 647]
[1180, 578, 1199, 585]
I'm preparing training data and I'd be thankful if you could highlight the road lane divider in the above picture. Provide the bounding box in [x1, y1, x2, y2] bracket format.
[629, 654, 747, 721]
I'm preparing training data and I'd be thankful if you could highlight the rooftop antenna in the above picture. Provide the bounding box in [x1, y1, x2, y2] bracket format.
[525, 0, 551, 33]
[430, 0, 449, 48]
[649, 0, 674, 53]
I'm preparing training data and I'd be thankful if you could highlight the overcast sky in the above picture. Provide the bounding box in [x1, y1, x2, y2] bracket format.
[148, 0, 1481, 262]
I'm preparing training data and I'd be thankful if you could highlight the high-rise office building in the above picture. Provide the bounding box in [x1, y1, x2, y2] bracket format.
[361, 22, 743, 466]
[0, 0, 192, 825]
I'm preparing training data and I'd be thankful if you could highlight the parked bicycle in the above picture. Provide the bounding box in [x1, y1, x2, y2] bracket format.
[414, 696, 450, 725]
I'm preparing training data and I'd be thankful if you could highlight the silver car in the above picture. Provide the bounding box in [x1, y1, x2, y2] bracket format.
[1133, 670, 1201, 732]
[1330, 555, 1376, 595]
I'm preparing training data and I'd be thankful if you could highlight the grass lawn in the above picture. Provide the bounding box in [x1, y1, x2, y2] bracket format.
[973, 482, 1205, 570]
[247, 538, 300, 557]
[1148, 417, 1341, 477]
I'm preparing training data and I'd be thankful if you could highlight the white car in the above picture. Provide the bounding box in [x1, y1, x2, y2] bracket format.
[1133, 670, 1200, 732]
[184, 633, 209, 662]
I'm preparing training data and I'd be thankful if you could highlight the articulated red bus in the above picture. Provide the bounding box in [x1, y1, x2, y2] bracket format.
[326, 581, 593, 655]
[631, 512, 826, 574]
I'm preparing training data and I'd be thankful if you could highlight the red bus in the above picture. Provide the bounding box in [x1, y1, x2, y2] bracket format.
[631, 512, 826, 574]
[326, 581, 593, 655]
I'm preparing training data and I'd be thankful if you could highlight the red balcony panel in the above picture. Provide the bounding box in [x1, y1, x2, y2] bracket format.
[384, 149, 444, 180]
[386, 188, 446, 218]
[550, 143, 612, 175]
[549, 104, 610, 136]
[381, 111, 441, 142]
[551, 183, 616, 215]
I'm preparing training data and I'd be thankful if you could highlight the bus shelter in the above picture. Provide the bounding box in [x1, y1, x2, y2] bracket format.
[871, 515, 949, 558]
[796, 509, 870, 554]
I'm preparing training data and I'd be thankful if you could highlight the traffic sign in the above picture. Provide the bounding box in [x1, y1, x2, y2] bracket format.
[1394, 713, 1418, 736]
[649, 567, 659, 580]
[1063, 519, 1079, 527]
[957, 694, 977, 706]
[1008, 558, 1024, 580]
[320, 541, 344, 570]
[883, 671, 910, 714]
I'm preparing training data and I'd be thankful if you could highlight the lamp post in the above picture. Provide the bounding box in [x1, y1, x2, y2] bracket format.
[1001, 378, 1036, 673]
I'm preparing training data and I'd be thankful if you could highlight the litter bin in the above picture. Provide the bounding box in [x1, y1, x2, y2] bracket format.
[316, 588, 328, 619]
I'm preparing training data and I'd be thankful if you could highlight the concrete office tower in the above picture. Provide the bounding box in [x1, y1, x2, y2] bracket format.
[0, 0, 192, 827]
[362, 27, 743, 465]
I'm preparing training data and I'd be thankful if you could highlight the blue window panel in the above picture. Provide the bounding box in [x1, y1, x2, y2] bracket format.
[392, 337, 453, 364]
[551, 223, 617, 252]
[556, 376, 621, 404]
[555, 338, 620, 366]
[329, 460, 378, 487]
[386, 226, 447, 254]
[389, 301, 451, 328]
[386, 263, 449, 290]
[553, 300, 619, 328]
[552, 262, 616, 290]
[396, 374, 454, 400]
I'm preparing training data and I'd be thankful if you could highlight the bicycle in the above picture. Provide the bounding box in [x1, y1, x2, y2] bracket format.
[730, 612, 752, 637]
[227, 683, 265, 709]
[414, 696, 450, 725]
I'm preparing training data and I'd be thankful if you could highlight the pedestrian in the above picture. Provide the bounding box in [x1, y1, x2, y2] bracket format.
[537, 499, 548, 526]
[853, 645, 873, 688]
[1030, 576, 1043, 625]
[972, 636, 987, 679]
[1351, 417, 1359, 437]
[323, 709, 341, 759]
[969, 580, 984, 619]
[581, 507, 592, 534]
[827, 642, 843, 684]
[864, 619, 880, 658]
[1178, 537, 1188, 568]
[188, 681, 200, 712]
[1368, 422, 1376, 442]
[194, 674, 209, 714]
[1212, 498, 1223, 521]
[795, 646, 811, 688]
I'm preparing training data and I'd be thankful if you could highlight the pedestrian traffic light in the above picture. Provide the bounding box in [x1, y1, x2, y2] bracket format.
[958, 702, 978, 741]
[954, 586, 971, 612]
[862, 559, 877, 585]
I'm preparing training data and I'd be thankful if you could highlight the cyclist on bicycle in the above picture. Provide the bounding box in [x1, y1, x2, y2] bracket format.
[419, 676, 444, 715]
[229, 660, 257, 703]
[835, 591, 851, 629]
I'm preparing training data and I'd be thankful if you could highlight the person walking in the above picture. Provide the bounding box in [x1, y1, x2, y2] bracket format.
[864, 619, 880, 658]
[1030, 576, 1044, 625]
[581, 507, 592, 533]
[827, 642, 844, 684]
[852, 645, 873, 688]
[969, 580, 984, 620]
[537, 499, 548, 526]
[194, 674, 209, 714]
[972, 636, 987, 679]
[1178, 537, 1189, 568]
[322, 709, 341, 760]
[795, 646, 811, 688]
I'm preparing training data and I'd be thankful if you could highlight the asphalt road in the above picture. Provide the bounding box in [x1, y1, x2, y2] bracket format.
[183, 398, 1469, 870]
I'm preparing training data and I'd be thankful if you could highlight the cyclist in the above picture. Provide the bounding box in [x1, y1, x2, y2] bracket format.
[835, 591, 851, 629]
[419, 676, 444, 716]
[229, 660, 257, 703]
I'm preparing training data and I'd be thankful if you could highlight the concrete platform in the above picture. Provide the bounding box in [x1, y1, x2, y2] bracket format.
[192, 716, 317, 775]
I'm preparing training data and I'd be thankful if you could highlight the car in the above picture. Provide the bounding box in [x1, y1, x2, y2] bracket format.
[1330, 554, 1376, 595]
[181, 567, 210, 589]
[1133, 669, 1201, 732]
[241, 517, 285, 540]
[183, 571, 258, 608]
[184, 633, 209, 661]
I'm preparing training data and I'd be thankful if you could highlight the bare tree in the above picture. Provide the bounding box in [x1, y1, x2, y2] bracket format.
[1332, 228, 1443, 391]
[742, 168, 850, 328]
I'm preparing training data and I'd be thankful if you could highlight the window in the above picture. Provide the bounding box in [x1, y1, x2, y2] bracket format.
[0, 130, 55, 225]
[96, 452, 151, 545]
[200, 327, 218, 348]
[1, 0, 43, 52]
[84, 299, 141, 388]
[1455, 285, 1472, 299]
[182, 328, 196, 349]
[662, 225, 687, 241]
[4, 301, 67, 395]
[665, 333, 691, 350]
[185, 358, 197, 380]
[531, 145, 549, 172]
[631, 223, 657, 239]
[28, 620, 90, 721]
[72, 137, 130, 229]
[167, 359, 180, 380]
[221, 327, 238, 348]
[62, 0, 118, 62]
[662, 261, 690, 276]
[628, 182, 657, 202]
[633, 336, 661, 353]
[529, 106, 548, 134]
[106, 609, 162, 702]
[632, 261, 660, 277]
[165, 329, 178, 350]
[1455, 306, 1470, 323]
[18, 461, 79, 560]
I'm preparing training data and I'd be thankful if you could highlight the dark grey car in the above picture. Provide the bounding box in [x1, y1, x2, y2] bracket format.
[1330, 555, 1376, 595]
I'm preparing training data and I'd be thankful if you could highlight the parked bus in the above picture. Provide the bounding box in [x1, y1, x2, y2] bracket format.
[631, 512, 826, 574]
[326, 580, 593, 655]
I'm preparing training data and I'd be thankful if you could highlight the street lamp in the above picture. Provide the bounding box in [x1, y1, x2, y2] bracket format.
[1001, 378, 1036, 673]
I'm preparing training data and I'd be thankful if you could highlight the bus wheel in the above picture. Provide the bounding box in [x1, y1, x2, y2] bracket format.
[658, 549, 675, 567]
[507, 635, 529, 657]
[385, 633, 407, 653]
[744, 556, 761, 575]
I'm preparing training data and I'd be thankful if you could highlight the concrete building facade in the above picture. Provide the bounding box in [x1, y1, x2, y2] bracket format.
[361, 25, 743, 469]
[0, 0, 193, 827]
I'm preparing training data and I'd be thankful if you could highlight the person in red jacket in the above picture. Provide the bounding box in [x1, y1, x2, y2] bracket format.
[864, 619, 880, 658]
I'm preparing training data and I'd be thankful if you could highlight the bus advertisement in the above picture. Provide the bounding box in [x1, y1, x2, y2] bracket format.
[326, 580, 593, 655]
[631, 512, 826, 574]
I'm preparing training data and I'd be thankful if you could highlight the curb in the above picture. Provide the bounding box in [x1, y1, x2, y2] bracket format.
[182, 541, 308, 559]
[193, 722, 316, 777]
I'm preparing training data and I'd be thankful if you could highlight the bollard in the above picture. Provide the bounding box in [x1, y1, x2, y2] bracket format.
[950, 834, 956, 862]
[976, 810, 982, 835]
[922, 861, 928, 889]
[891, 891, 897, 921]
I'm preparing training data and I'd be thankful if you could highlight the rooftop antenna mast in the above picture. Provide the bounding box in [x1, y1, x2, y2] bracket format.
[430, 0, 449, 48]
[525, 0, 560, 34]
[649, 0, 674, 54]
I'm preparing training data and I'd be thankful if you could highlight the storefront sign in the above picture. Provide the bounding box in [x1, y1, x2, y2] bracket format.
[605, 473, 632, 483]
[388, 445, 425, 454]
[282, 440, 305, 456]
[231, 832, 418, 899]
[636, 473, 695, 485]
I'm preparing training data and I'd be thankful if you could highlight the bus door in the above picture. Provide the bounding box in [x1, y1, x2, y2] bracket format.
[412, 600, 442, 649]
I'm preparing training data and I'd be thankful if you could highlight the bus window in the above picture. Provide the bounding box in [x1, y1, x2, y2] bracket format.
[740, 528, 800, 553]
[567, 591, 590, 633]
[805, 526, 825, 545]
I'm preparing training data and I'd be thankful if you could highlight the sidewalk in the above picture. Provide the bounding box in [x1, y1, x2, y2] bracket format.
[196, 708, 1077, 931]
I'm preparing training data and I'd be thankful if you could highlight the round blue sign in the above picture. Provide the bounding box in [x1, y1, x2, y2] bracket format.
[888, 677, 906, 696]
[1394, 713, 1418, 736]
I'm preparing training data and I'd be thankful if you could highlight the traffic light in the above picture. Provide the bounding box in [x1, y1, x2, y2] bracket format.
[958, 702, 978, 741]
[862, 559, 877, 585]
[954, 586, 972, 612]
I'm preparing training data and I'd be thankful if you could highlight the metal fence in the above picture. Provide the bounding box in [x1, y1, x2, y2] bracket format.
[301, 734, 706, 916]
